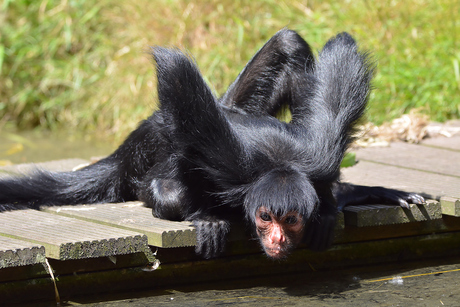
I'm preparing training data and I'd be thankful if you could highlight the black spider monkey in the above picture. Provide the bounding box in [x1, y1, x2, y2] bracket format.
[0, 29, 424, 259]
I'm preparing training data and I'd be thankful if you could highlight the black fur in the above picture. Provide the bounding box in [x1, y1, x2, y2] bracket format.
[0, 29, 424, 258]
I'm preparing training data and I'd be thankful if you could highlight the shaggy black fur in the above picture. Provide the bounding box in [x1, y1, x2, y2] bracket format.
[0, 30, 424, 258]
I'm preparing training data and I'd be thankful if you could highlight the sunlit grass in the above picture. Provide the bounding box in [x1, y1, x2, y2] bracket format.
[0, 0, 459, 140]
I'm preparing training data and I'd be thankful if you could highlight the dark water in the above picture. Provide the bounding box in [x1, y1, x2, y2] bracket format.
[67, 258, 460, 307]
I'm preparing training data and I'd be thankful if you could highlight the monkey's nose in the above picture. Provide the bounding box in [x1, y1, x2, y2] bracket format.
[269, 224, 285, 244]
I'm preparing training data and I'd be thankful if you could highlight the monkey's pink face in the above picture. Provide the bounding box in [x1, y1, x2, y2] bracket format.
[255, 207, 305, 259]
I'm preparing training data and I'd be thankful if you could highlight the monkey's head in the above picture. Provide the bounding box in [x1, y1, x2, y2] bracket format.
[244, 168, 318, 259]
[254, 206, 304, 259]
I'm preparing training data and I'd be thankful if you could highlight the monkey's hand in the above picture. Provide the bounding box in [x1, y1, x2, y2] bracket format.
[303, 186, 337, 251]
[333, 183, 425, 210]
[374, 188, 425, 209]
[333, 182, 425, 211]
[303, 211, 336, 251]
[193, 219, 230, 259]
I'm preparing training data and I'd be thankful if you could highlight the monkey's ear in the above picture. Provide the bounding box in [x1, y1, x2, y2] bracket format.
[220, 29, 314, 116]
[152, 47, 246, 185]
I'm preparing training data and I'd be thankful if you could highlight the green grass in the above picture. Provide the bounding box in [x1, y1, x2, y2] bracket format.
[0, 0, 459, 140]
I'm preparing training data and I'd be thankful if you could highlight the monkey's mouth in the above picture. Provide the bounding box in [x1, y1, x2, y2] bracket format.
[264, 246, 289, 259]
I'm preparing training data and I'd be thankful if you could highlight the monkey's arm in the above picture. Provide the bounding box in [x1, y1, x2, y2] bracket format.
[332, 182, 425, 211]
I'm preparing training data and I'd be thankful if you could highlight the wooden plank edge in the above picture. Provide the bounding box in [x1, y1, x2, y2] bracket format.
[440, 196, 460, 216]
[0, 231, 152, 261]
[0, 236, 46, 268]
[57, 235, 152, 261]
[41, 205, 197, 248]
[343, 200, 440, 227]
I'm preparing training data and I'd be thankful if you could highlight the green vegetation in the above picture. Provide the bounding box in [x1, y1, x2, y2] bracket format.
[1, 0, 459, 139]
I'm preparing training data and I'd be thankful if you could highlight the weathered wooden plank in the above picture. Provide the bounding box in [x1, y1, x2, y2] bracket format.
[341, 160, 460, 199]
[343, 200, 441, 227]
[0, 236, 45, 268]
[440, 196, 460, 216]
[42, 202, 196, 248]
[0, 209, 149, 260]
[353, 141, 460, 177]
[421, 136, 460, 151]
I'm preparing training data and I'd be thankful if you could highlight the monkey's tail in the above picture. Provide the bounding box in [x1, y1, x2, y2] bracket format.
[0, 158, 126, 211]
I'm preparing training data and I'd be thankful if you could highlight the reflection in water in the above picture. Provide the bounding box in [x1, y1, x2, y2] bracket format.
[0, 130, 116, 165]
[69, 258, 460, 306]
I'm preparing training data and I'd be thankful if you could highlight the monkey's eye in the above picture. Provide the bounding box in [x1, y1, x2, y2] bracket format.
[259, 212, 272, 222]
[284, 216, 298, 225]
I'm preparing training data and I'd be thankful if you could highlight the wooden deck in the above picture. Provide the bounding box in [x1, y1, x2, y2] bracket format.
[1, 134, 460, 304]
